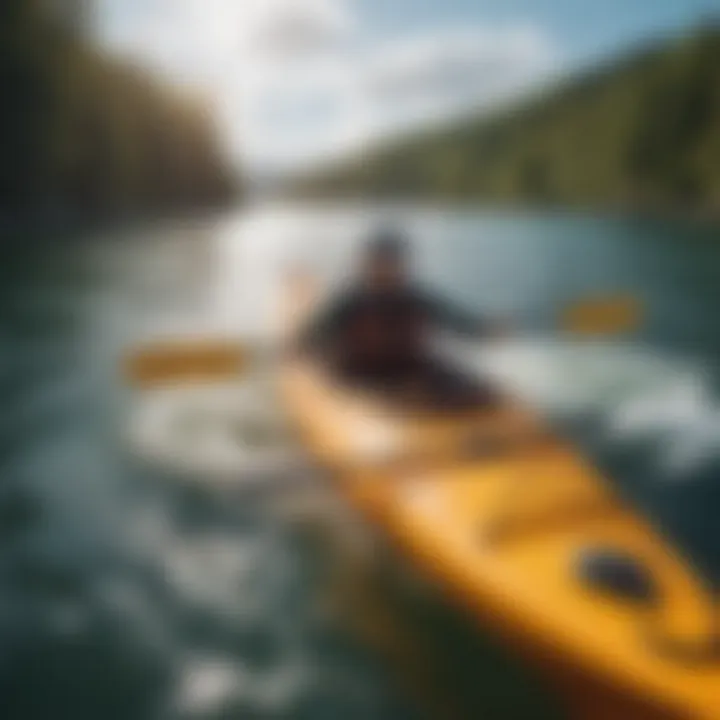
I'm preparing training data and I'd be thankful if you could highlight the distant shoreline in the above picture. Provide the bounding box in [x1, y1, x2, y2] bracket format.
[282, 193, 720, 230]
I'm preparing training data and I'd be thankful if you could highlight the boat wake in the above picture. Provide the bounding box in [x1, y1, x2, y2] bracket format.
[452, 337, 720, 484]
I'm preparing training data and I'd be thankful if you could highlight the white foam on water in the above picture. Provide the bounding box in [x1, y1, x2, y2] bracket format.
[449, 337, 720, 483]
[128, 379, 300, 487]
[175, 656, 250, 716]
[161, 535, 268, 614]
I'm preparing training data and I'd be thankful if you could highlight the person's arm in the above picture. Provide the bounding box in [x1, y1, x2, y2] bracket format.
[419, 287, 490, 337]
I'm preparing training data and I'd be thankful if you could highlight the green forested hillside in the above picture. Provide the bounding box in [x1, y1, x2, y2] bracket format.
[296, 24, 720, 213]
[1, 0, 237, 222]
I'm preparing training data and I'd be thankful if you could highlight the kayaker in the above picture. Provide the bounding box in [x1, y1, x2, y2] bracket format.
[297, 228, 498, 409]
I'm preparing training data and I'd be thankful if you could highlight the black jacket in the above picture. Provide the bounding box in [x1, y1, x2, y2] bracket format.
[300, 283, 483, 369]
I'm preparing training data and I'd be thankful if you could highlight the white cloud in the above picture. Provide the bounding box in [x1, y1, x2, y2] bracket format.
[369, 26, 554, 97]
[97, 2, 560, 177]
[249, 0, 355, 58]
[99, 0, 354, 79]
[239, 23, 560, 175]
[363, 25, 559, 136]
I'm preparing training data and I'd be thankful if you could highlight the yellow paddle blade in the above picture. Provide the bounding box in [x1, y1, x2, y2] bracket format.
[124, 340, 249, 388]
[561, 294, 643, 336]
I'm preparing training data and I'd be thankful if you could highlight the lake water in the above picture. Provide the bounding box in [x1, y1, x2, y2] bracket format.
[1, 203, 720, 720]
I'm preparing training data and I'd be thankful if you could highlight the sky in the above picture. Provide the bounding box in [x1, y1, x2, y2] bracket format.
[96, 0, 720, 178]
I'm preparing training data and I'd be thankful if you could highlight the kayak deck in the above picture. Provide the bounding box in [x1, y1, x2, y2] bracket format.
[278, 279, 720, 720]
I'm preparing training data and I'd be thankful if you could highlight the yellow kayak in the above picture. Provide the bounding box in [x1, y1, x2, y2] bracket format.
[278, 275, 720, 720]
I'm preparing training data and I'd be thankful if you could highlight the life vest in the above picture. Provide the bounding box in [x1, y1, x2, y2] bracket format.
[338, 294, 429, 369]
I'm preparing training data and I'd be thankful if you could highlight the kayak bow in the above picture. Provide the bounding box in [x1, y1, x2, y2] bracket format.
[277, 277, 720, 720]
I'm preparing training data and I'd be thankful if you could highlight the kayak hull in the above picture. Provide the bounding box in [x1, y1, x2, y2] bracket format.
[278, 277, 720, 720]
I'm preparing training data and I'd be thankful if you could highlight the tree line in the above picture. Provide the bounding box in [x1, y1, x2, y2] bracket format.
[293, 22, 720, 216]
[1, 0, 237, 223]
